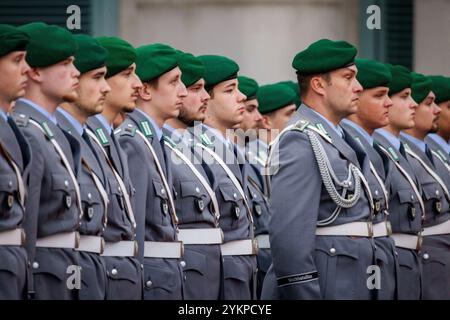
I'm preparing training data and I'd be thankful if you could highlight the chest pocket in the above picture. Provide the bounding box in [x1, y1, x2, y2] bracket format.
[0, 174, 18, 216]
[422, 182, 446, 215]
[180, 181, 208, 214]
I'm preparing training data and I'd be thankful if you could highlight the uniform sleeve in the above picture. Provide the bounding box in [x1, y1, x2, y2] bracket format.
[117, 135, 149, 263]
[21, 129, 44, 264]
[268, 130, 323, 299]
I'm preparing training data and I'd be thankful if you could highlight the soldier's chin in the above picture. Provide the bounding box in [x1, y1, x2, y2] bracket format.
[122, 104, 135, 113]
[63, 92, 79, 103]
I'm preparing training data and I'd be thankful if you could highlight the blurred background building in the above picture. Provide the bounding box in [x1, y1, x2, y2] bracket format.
[1, 0, 449, 84]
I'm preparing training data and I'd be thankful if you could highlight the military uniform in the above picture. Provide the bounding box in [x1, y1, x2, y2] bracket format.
[190, 124, 258, 300]
[243, 141, 272, 299]
[401, 133, 450, 300]
[0, 112, 30, 299]
[86, 115, 142, 300]
[341, 120, 398, 299]
[262, 106, 375, 299]
[373, 129, 423, 299]
[56, 109, 108, 300]
[163, 125, 222, 300]
[116, 110, 183, 300]
[13, 100, 82, 300]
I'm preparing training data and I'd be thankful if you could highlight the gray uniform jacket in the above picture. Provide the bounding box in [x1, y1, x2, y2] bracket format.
[116, 110, 183, 300]
[373, 132, 423, 299]
[244, 143, 272, 299]
[189, 124, 257, 300]
[0, 114, 31, 299]
[86, 115, 142, 300]
[13, 100, 81, 300]
[261, 106, 375, 300]
[56, 110, 107, 300]
[402, 134, 450, 300]
[163, 126, 221, 300]
[341, 121, 398, 300]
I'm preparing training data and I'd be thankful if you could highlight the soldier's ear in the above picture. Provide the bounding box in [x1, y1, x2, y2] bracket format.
[262, 115, 271, 127]
[139, 82, 152, 101]
[26, 68, 43, 83]
[310, 76, 327, 96]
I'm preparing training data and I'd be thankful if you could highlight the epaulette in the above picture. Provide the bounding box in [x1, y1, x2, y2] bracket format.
[163, 135, 177, 148]
[11, 113, 29, 127]
[118, 123, 136, 137]
[139, 120, 153, 138]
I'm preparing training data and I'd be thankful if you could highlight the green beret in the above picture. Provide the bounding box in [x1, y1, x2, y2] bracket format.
[179, 52, 205, 87]
[355, 59, 391, 89]
[276, 80, 301, 107]
[257, 83, 297, 114]
[428, 76, 450, 104]
[0, 24, 29, 57]
[96, 36, 136, 78]
[411, 72, 433, 104]
[73, 35, 108, 74]
[19, 22, 77, 68]
[136, 43, 179, 83]
[292, 39, 357, 75]
[197, 55, 239, 89]
[238, 76, 259, 100]
[386, 64, 412, 95]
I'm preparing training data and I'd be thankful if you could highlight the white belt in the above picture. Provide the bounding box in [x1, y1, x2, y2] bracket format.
[315, 222, 373, 237]
[220, 239, 258, 256]
[144, 241, 183, 259]
[373, 221, 392, 238]
[36, 231, 80, 249]
[0, 228, 25, 246]
[256, 234, 270, 249]
[178, 228, 223, 245]
[391, 233, 422, 251]
[422, 219, 450, 237]
[77, 235, 105, 254]
[102, 240, 137, 257]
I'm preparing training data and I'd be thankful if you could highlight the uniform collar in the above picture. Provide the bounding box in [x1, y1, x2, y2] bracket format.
[57, 107, 84, 136]
[95, 114, 113, 135]
[136, 108, 163, 141]
[342, 119, 374, 146]
[202, 123, 232, 148]
[400, 132, 426, 153]
[0, 109, 7, 122]
[427, 133, 450, 155]
[309, 108, 344, 138]
[375, 128, 401, 151]
[18, 98, 58, 125]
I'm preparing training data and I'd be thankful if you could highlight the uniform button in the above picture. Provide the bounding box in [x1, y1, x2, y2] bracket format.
[146, 280, 153, 288]
[329, 248, 336, 255]
[253, 193, 257, 199]
[161, 189, 165, 194]
[8, 181, 13, 188]
[375, 190, 379, 196]
[348, 181, 352, 187]
[64, 180, 69, 187]
[32, 262, 39, 269]
[195, 187, 200, 193]
[180, 261, 186, 268]
[111, 268, 118, 276]
[411, 195, 415, 201]
[423, 253, 430, 260]
[79, 222, 82, 226]
[87, 193, 92, 200]
[233, 193, 237, 199]
[141, 264, 144, 270]
[435, 190, 440, 196]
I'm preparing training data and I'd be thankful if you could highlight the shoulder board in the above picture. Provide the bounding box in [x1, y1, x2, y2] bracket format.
[292, 118, 310, 131]
[200, 133, 214, 148]
[163, 135, 177, 148]
[387, 146, 399, 161]
[119, 123, 136, 137]
[11, 113, 29, 127]
[139, 120, 153, 138]
[95, 127, 109, 145]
